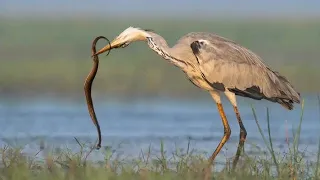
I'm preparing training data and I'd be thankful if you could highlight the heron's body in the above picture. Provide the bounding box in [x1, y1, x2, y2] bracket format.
[146, 31, 300, 109]
[92, 27, 301, 179]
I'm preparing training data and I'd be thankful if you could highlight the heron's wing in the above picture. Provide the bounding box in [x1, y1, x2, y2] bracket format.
[189, 36, 300, 105]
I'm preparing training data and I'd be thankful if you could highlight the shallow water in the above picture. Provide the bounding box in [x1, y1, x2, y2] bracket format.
[0, 94, 319, 164]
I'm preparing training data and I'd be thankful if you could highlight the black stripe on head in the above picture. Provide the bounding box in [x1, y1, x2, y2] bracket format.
[136, 27, 154, 32]
[143, 29, 154, 32]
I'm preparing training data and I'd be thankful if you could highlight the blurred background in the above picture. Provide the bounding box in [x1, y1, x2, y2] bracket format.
[0, 0, 320, 162]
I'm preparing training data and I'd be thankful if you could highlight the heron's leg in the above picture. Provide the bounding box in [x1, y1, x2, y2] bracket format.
[204, 91, 231, 180]
[232, 106, 247, 168]
[224, 91, 247, 170]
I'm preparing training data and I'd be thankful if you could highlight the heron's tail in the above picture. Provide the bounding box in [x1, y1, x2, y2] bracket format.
[278, 99, 294, 110]
[273, 71, 301, 109]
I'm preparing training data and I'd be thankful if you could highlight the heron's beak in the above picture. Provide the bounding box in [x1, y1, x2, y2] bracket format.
[93, 38, 122, 56]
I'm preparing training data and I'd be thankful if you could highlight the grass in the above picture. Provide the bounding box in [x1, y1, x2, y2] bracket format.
[0, 97, 319, 179]
[1, 17, 320, 98]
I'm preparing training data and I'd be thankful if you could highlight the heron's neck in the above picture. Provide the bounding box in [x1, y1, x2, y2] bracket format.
[146, 37, 188, 69]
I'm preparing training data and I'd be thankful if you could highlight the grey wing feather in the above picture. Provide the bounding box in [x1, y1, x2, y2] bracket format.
[187, 33, 300, 109]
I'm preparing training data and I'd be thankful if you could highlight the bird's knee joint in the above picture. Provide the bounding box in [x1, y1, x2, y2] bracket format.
[240, 130, 247, 138]
[240, 137, 246, 143]
[224, 128, 231, 139]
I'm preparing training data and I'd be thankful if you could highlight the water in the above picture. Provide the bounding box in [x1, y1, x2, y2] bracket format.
[0, 94, 319, 165]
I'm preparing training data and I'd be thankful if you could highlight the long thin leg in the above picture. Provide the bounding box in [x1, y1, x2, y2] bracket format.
[231, 106, 247, 170]
[204, 91, 231, 180]
[224, 91, 247, 170]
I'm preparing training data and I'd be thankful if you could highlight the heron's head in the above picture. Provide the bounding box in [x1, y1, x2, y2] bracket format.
[93, 27, 152, 56]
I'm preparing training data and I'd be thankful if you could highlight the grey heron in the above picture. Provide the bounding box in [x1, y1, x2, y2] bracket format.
[92, 27, 301, 179]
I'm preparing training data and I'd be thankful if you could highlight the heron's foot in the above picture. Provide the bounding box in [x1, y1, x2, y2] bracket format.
[231, 145, 246, 172]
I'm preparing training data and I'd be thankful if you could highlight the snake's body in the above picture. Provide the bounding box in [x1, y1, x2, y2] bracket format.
[84, 36, 110, 149]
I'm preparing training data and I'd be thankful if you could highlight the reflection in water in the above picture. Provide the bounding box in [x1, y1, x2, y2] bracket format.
[0, 95, 319, 163]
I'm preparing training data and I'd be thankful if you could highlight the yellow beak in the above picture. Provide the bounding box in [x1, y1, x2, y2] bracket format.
[93, 38, 122, 56]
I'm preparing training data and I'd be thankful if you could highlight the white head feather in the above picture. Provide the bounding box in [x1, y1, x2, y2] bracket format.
[116, 26, 151, 42]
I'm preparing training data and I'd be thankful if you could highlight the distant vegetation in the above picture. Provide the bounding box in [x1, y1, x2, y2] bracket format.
[1, 17, 319, 99]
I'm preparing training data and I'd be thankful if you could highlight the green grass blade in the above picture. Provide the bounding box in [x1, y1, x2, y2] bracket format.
[160, 139, 167, 170]
[316, 94, 320, 178]
[251, 106, 273, 155]
[315, 138, 320, 178]
[293, 99, 305, 158]
[266, 107, 280, 175]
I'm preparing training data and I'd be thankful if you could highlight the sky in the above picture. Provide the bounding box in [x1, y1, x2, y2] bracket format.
[1, 0, 320, 19]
